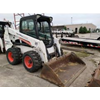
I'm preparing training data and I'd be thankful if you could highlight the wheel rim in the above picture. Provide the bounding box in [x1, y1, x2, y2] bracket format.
[8, 52, 14, 62]
[24, 56, 33, 68]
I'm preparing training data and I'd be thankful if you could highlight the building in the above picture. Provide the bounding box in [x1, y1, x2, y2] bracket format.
[52, 23, 96, 33]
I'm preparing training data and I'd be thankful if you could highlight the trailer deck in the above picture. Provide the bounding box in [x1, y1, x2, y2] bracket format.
[61, 37, 100, 48]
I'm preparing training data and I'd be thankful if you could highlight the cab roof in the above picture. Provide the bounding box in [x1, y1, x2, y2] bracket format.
[0, 21, 11, 26]
[20, 14, 53, 22]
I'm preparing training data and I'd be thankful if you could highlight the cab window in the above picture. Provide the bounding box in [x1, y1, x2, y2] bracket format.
[21, 19, 36, 38]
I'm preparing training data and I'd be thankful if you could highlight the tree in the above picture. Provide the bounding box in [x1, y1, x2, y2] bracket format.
[83, 27, 87, 33]
[87, 30, 91, 33]
[79, 26, 88, 33]
[79, 26, 83, 33]
[64, 26, 67, 30]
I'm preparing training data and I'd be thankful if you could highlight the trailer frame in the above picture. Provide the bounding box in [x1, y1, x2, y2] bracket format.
[61, 37, 100, 48]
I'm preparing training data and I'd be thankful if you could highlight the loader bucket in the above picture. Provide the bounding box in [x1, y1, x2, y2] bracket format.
[41, 52, 86, 87]
[87, 65, 100, 87]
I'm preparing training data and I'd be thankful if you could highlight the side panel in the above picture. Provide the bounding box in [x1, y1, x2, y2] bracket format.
[15, 45, 33, 54]
[53, 37, 61, 55]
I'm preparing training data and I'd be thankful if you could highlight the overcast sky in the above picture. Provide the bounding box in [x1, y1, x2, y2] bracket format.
[0, 13, 100, 28]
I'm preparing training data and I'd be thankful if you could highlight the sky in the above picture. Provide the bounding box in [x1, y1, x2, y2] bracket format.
[0, 13, 100, 28]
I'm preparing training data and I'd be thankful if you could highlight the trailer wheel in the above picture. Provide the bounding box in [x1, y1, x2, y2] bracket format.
[6, 47, 22, 65]
[22, 51, 42, 72]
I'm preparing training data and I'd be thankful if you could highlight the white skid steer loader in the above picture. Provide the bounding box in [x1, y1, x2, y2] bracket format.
[0, 14, 86, 86]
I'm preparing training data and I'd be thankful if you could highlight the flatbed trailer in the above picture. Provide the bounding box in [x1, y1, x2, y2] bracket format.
[61, 37, 100, 48]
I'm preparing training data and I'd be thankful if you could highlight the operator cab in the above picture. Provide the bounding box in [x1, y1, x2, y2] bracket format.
[20, 14, 53, 48]
[0, 21, 11, 38]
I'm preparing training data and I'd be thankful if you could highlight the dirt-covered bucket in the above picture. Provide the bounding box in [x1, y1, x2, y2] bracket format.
[41, 52, 86, 87]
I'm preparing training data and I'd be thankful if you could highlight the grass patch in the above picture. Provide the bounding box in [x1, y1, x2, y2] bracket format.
[63, 51, 90, 58]
[75, 51, 90, 58]
[63, 51, 68, 55]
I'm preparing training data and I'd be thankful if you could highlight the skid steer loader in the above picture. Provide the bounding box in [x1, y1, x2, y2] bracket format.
[0, 14, 86, 86]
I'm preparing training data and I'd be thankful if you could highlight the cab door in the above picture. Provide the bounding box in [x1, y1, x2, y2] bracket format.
[20, 18, 38, 39]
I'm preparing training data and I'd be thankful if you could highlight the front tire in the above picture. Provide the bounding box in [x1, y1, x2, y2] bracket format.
[22, 51, 42, 72]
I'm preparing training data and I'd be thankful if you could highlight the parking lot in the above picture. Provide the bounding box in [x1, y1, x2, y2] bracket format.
[0, 54, 58, 87]
[0, 41, 100, 87]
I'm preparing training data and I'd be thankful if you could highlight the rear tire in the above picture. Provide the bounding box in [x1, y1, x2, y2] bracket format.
[6, 47, 22, 65]
[22, 51, 42, 72]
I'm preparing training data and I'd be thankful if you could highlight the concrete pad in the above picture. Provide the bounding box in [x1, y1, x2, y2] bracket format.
[0, 54, 9, 67]
[0, 64, 57, 87]
[0, 54, 58, 87]
[70, 56, 97, 87]
[0, 54, 57, 87]
[92, 57, 100, 66]
[48, 83, 58, 87]
[0, 46, 98, 87]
